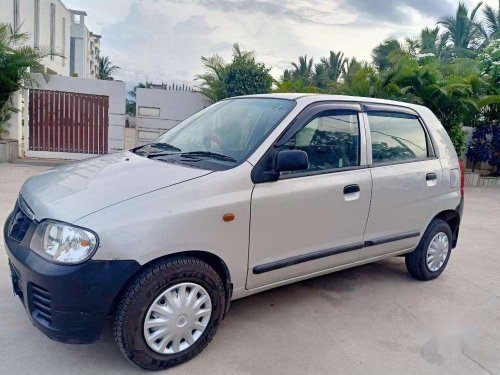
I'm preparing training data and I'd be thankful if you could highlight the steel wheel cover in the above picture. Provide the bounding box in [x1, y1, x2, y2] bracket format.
[426, 232, 449, 272]
[143, 282, 212, 354]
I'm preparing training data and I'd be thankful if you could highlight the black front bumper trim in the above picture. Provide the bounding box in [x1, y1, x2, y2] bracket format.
[4, 214, 141, 344]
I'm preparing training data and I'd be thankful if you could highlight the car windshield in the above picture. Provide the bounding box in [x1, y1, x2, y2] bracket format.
[134, 98, 295, 168]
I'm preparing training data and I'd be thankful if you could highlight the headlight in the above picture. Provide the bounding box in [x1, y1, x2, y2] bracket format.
[30, 221, 98, 265]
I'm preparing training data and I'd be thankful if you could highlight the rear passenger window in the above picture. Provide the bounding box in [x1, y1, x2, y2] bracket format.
[279, 110, 360, 173]
[368, 112, 428, 164]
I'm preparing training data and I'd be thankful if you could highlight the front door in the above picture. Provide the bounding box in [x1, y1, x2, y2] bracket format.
[247, 105, 372, 290]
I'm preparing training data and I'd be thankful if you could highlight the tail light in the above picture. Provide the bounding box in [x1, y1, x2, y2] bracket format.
[458, 159, 465, 197]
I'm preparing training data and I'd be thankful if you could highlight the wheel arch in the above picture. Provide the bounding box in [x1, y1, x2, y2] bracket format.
[108, 250, 233, 317]
[432, 209, 460, 248]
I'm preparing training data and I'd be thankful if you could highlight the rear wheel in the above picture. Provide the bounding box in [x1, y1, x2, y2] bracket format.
[405, 219, 452, 281]
[113, 257, 226, 371]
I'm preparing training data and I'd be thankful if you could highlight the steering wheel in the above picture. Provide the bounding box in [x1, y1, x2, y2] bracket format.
[203, 135, 224, 150]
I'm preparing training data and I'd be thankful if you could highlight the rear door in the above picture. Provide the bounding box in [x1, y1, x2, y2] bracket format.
[247, 103, 372, 290]
[361, 105, 443, 259]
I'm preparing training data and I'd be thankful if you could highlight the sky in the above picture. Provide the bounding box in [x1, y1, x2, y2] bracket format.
[62, 0, 497, 88]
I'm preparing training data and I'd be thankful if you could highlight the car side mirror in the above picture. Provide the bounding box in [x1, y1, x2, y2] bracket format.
[275, 150, 309, 173]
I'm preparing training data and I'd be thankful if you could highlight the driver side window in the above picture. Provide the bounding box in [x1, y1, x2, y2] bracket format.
[279, 111, 360, 173]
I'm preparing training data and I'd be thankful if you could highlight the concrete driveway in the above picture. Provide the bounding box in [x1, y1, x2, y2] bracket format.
[1, 161, 499, 375]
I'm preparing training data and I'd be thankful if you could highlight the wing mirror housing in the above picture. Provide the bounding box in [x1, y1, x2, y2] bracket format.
[274, 150, 309, 173]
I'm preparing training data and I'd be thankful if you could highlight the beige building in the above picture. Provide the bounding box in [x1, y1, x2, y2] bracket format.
[69, 9, 101, 79]
[0, 0, 72, 76]
[0, 0, 101, 79]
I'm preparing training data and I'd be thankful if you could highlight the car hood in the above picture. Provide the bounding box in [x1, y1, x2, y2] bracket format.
[20, 151, 212, 223]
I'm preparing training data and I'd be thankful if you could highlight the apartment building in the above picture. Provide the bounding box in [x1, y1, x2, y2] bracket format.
[0, 0, 71, 76]
[69, 9, 101, 79]
[0, 0, 101, 79]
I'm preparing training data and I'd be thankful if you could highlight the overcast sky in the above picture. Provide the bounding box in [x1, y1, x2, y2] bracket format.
[63, 0, 497, 88]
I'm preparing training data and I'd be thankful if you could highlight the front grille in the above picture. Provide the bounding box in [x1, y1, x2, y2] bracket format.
[8, 205, 32, 242]
[30, 284, 52, 324]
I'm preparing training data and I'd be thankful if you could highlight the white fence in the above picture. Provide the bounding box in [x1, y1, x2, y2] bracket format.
[135, 88, 211, 146]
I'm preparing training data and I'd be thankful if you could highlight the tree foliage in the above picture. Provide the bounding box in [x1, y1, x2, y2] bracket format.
[98, 56, 120, 80]
[196, 44, 272, 102]
[467, 123, 500, 174]
[273, 1, 500, 154]
[0, 23, 61, 133]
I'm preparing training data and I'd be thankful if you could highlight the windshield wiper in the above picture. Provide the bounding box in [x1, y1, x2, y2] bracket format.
[180, 151, 237, 163]
[134, 143, 182, 158]
[146, 143, 182, 153]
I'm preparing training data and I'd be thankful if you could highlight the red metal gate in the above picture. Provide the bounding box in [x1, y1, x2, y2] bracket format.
[29, 89, 109, 154]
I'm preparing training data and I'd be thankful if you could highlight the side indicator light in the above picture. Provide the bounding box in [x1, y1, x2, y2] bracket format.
[223, 213, 235, 222]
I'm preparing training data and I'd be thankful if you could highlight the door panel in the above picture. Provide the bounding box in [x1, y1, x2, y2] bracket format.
[361, 108, 443, 259]
[361, 160, 443, 258]
[247, 169, 372, 289]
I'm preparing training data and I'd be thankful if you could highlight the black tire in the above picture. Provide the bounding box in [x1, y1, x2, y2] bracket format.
[405, 219, 452, 281]
[113, 256, 226, 371]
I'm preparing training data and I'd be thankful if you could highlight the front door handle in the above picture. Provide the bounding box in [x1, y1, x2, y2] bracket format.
[344, 184, 360, 194]
[426, 172, 437, 181]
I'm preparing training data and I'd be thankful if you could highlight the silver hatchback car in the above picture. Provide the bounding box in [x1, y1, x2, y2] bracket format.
[4, 94, 464, 370]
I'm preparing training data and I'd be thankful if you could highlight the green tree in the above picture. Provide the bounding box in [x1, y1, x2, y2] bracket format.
[196, 54, 227, 102]
[223, 45, 272, 97]
[480, 0, 500, 40]
[321, 50, 348, 83]
[0, 23, 60, 133]
[371, 39, 404, 71]
[290, 55, 314, 83]
[196, 43, 272, 101]
[274, 78, 320, 93]
[419, 26, 450, 60]
[438, 2, 484, 57]
[98, 56, 120, 80]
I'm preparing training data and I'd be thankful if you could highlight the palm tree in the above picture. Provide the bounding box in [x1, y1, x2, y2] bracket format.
[0, 23, 60, 132]
[291, 55, 314, 83]
[128, 82, 151, 98]
[231, 43, 254, 63]
[98, 56, 120, 80]
[312, 62, 328, 89]
[371, 39, 404, 71]
[419, 26, 450, 60]
[321, 50, 348, 82]
[481, 0, 500, 39]
[195, 53, 227, 102]
[438, 2, 484, 57]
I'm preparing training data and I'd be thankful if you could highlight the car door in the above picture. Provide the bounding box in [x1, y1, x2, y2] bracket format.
[360, 105, 443, 259]
[246, 103, 372, 290]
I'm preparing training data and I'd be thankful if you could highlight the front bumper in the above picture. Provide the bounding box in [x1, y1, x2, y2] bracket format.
[4, 212, 141, 344]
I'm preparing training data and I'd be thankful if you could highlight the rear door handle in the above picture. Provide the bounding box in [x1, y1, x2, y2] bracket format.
[426, 173, 437, 181]
[344, 184, 360, 194]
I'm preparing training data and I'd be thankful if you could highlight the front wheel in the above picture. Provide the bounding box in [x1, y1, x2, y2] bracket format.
[405, 219, 452, 281]
[113, 257, 226, 371]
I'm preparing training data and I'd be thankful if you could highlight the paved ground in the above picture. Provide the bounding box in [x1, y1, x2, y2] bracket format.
[1, 161, 499, 375]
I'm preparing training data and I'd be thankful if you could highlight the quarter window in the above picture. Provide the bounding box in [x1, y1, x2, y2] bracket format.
[279, 111, 360, 173]
[368, 112, 428, 164]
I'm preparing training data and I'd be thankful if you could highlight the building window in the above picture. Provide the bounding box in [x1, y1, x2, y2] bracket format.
[73, 14, 80, 24]
[61, 17, 66, 66]
[34, 0, 40, 48]
[13, 0, 20, 31]
[50, 3, 56, 60]
[138, 107, 161, 117]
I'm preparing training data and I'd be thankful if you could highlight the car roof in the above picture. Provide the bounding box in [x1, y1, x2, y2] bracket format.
[236, 93, 426, 112]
